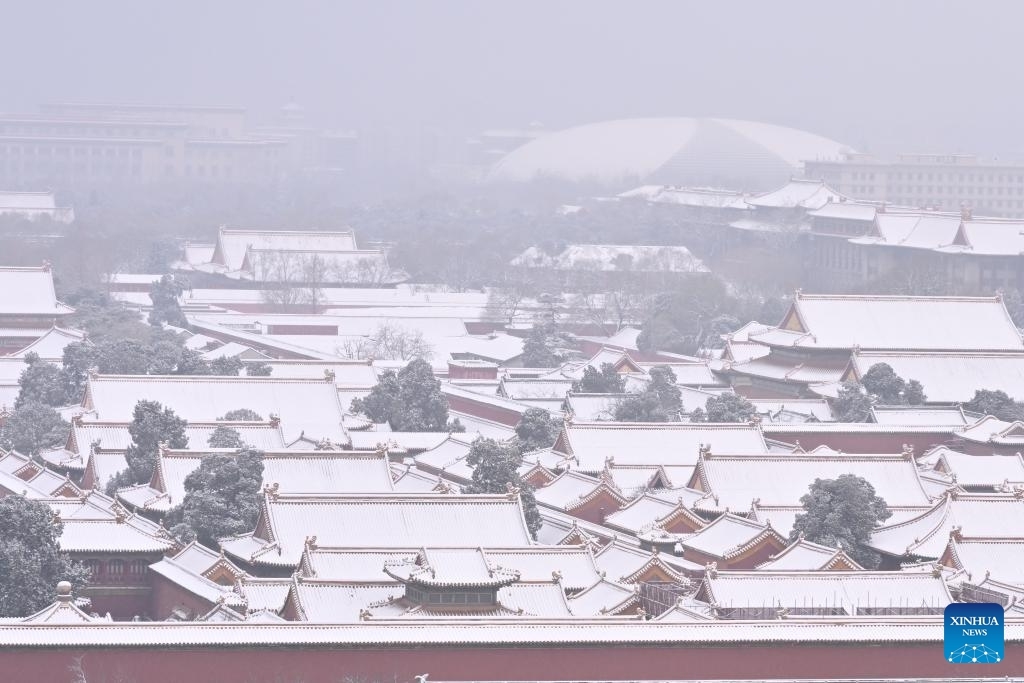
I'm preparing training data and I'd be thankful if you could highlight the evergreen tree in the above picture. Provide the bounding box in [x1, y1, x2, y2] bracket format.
[833, 382, 873, 422]
[613, 366, 681, 422]
[350, 358, 453, 431]
[219, 408, 263, 421]
[791, 474, 892, 569]
[246, 361, 273, 377]
[572, 363, 625, 393]
[108, 401, 188, 492]
[704, 392, 757, 422]
[209, 356, 245, 376]
[0, 495, 90, 617]
[514, 408, 561, 453]
[964, 389, 1024, 421]
[148, 275, 187, 328]
[0, 401, 69, 455]
[207, 426, 244, 449]
[464, 438, 541, 539]
[166, 448, 264, 547]
[15, 353, 69, 408]
[861, 363, 927, 405]
[521, 322, 569, 368]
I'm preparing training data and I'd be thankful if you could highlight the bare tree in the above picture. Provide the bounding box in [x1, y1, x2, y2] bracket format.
[340, 322, 434, 361]
[299, 253, 330, 313]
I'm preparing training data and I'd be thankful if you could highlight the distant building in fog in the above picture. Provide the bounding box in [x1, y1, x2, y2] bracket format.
[0, 190, 73, 222]
[804, 152, 1024, 218]
[0, 102, 356, 188]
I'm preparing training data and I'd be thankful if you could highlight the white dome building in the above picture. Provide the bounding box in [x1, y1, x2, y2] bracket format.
[488, 117, 852, 191]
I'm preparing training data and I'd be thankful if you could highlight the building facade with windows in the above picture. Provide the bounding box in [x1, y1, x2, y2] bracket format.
[804, 152, 1024, 218]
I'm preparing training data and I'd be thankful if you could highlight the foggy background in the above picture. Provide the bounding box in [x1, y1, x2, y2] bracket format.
[3, 0, 1022, 159]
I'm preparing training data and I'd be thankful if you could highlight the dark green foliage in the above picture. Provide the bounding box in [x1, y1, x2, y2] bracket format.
[572, 363, 625, 394]
[704, 392, 757, 423]
[791, 474, 892, 569]
[208, 426, 244, 449]
[219, 408, 263, 421]
[246, 361, 273, 377]
[209, 356, 244, 376]
[964, 389, 1024, 421]
[514, 408, 561, 453]
[147, 275, 187, 328]
[165, 448, 264, 548]
[120, 401, 188, 486]
[833, 382, 873, 422]
[0, 495, 91, 617]
[521, 322, 571, 368]
[464, 438, 541, 539]
[0, 401, 70, 455]
[903, 379, 926, 406]
[637, 281, 744, 355]
[350, 358, 452, 431]
[614, 366, 681, 422]
[861, 363, 927, 405]
[15, 353, 70, 408]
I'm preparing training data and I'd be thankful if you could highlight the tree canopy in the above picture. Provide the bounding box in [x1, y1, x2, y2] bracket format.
[861, 363, 927, 405]
[514, 408, 561, 453]
[207, 426, 245, 449]
[964, 389, 1024, 421]
[703, 392, 757, 423]
[521, 321, 571, 368]
[613, 366, 681, 422]
[464, 438, 541, 539]
[791, 474, 892, 569]
[218, 408, 263, 421]
[166, 448, 264, 547]
[106, 401, 188, 493]
[350, 358, 455, 431]
[0, 495, 90, 617]
[15, 353, 69, 408]
[147, 275, 188, 328]
[0, 401, 69, 456]
[833, 382, 873, 422]
[571, 363, 625, 394]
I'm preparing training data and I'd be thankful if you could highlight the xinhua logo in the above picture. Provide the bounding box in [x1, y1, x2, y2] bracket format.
[944, 603, 1004, 663]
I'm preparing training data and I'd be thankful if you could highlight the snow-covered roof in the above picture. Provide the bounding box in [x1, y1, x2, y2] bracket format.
[869, 493, 1024, 559]
[534, 470, 625, 512]
[489, 117, 851, 189]
[944, 537, 1024, 586]
[0, 267, 74, 317]
[621, 185, 750, 210]
[852, 351, 1024, 403]
[851, 212, 961, 250]
[759, 294, 1023, 352]
[756, 538, 863, 571]
[554, 422, 769, 472]
[870, 405, 969, 427]
[692, 453, 933, 510]
[211, 228, 358, 271]
[932, 448, 1024, 489]
[248, 360, 379, 387]
[681, 513, 784, 559]
[747, 179, 847, 210]
[700, 571, 952, 616]
[956, 415, 1024, 446]
[8, 326, 86, 360]
[123, 449, 396, 513]
[220, 493, 533, 567]
[44, 492, 174, 554]
[566, 579, 638, 616]
[84, 375, 348, 445]
[511, 244, 708, 274]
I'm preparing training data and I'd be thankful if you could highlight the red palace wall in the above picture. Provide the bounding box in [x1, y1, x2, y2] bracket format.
[2, 642, 1021, 682]
[764, 430, 955, 454]
[443, 394, 522, 426]
[149, 573, 216, 621]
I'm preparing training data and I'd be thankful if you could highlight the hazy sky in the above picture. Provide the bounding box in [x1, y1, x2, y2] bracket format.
[3, 1, 1023, 157]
